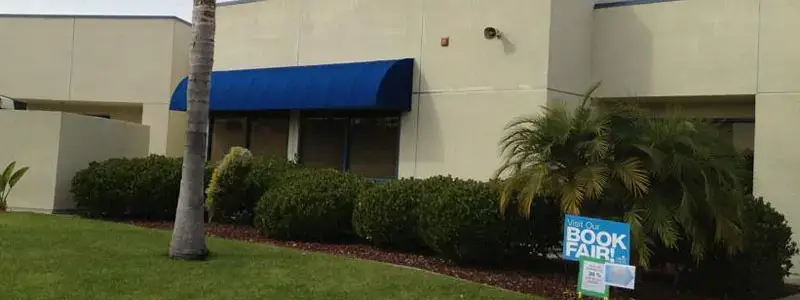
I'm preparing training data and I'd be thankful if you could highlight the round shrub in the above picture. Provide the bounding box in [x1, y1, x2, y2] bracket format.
[203, 154, 298, 225]
[205, 147, 254, 224]
[71, 155, 216, 220]
[352, 178, 428, 251]
[676, 196, 799, 299]
[255, 168, 370, 242]
[417, 176, 510, 265]
[244, 155, 300, 207]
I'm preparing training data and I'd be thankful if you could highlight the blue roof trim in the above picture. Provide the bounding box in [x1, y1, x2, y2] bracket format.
[170, 59, 414, 112]
[594, 0, 681, 9]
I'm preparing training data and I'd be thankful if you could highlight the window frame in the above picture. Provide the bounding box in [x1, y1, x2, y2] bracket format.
[297, 110, 402, 179]
[207, 110, 291, 161]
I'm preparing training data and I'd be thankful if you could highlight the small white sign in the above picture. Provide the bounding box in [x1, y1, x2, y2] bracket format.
[604, 263, 636, 290]
[579, 259, 608, 296]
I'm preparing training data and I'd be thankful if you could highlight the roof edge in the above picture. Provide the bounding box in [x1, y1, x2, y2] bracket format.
[218, 0, 265, 7]
[594, 0, 682, 9]
[0, 13, 190, 26]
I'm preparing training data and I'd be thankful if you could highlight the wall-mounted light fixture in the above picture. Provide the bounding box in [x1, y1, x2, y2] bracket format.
[483, 27, 503, 40]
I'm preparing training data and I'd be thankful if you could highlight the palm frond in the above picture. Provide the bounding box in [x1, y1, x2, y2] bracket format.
[625, 209, 653, 267]
[574, 165, 609, 201]
[612, 158, 650, 198]
[559, 181, 585, 215]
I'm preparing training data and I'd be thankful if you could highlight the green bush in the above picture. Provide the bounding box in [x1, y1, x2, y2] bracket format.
[674, 196, 799, 299]
[71, 155, 215, 220]
[72, 155, 180, 220]
[204, 153, 299, 225]
[255, 168, 370, 242]
[503, 198, 563, 261]
[206, 147, 255, 224]
[352, 178, 428, 251]
[417, 176, 510, 265]
[245, 155, 300, 207]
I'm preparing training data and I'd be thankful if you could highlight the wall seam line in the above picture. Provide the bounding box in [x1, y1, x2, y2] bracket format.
[67, 18, 77, 101]
[411, 0, 427, 178]
[295, 0, 303, 66]
[168, 21, 177, 105]
[755, 0, 762, 94]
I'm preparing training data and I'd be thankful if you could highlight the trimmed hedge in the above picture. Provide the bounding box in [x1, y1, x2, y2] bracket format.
[71, 155, 213, 220]
[255, 168, 370, 242]
[353, 176, 561, 263]
[352, 178, 428, 251]
[417, 176, 511, 265]
[72, 154, 297, 222]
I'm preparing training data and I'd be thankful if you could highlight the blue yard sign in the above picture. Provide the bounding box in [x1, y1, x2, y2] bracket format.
[563, 215, 631, 265]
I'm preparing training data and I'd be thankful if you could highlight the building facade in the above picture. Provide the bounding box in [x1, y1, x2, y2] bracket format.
[0, 14, 191, 156]
[191, 0, 597, 180]
[2, 0, 800, 268]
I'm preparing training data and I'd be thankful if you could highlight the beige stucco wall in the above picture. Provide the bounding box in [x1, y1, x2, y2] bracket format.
[54, 113, 150, 211]
[0, 16, 184, 103]
[166, 111, 188, 157]
[752, 0, 800, 274]
[591, 0, 760, 97]
[0, 111, 62, 213]
[0, 15, 190, 155]
[215, 0, 593, 180]
[754, 93, 800, 273]
[548, 0, 593, 97]
[758, 0, 800, 93]
[408, 91, 549, 179]
[69, 19, 173, 104]
[0, 111, 149, 213]
[0, 17, 73, 100]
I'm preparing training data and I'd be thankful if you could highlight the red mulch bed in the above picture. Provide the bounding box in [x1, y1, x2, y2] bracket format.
[130, 221, 701, 300]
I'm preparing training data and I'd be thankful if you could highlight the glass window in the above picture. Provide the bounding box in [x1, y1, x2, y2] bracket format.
[210, 117, 247, 163]
[732, 122, 754, 151]
[299, 116, 348, 170]
[717, 122, 734, 141]
[209, 113, 290, 163]
[298, 113, 401, 178]
[348, 116, 400, 178]
[710, 119, 755, 151]
[249, 115, 290, 158]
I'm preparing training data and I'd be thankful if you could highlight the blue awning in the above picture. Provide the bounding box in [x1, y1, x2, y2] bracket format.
[169, 58, 414, 112]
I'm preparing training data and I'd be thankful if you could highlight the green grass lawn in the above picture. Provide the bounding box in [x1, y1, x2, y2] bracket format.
[0, 213, 540, 300]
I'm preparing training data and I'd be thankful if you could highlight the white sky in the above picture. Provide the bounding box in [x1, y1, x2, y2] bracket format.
[0, 0, 239, 22]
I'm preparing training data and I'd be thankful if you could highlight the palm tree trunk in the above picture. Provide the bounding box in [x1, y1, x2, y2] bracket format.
[169, 0, 216, 261]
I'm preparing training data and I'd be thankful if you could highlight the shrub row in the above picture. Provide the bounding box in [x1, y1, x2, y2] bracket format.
[257, 172, 555, 265]
[71, 154, 297, 222]
[71, 153, 797, 298]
